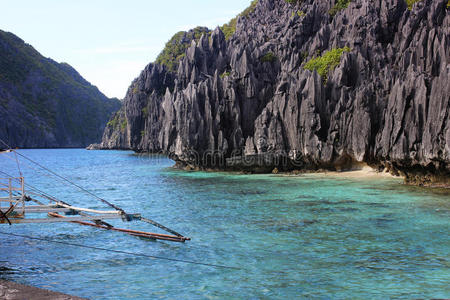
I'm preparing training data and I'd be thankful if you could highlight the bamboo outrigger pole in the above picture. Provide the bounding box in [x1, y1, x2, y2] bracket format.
[48, 212, 189, 242]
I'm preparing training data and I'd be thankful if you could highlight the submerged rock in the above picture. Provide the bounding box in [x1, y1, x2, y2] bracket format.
[97, 0, 450, 187]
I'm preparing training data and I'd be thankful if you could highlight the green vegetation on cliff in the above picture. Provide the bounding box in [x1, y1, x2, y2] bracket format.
[285, 0, 302, 4]
[220, 0, 259, 40]
[0, 32, 87, 88]
[0, 29, 121, 148]
[155, 1, 260, 72]
[329, 0, 351, 17]
[303, 47, 351, 81]
[221, 18, 238, 41]
[220, 71, 230, 78]
[107, 113, 120, 128]
[405, 0, 423, 9]
[155, 27, 210, 72]
[260, 52, 277, 63]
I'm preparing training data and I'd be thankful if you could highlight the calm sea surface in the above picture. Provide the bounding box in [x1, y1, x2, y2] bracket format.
[0, 149, 449, 299]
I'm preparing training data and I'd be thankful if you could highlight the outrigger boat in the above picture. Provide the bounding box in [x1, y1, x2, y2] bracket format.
[0, 147, 190, 243]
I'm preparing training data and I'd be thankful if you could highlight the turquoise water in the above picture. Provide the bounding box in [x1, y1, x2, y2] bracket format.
[0, 149, 449, 299]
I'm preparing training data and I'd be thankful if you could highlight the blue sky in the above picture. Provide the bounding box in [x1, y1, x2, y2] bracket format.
[0, 0, 252, 98]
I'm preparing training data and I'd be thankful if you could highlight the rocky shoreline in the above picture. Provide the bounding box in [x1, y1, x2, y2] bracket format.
[174, 155, 450, 188]
[87, 145, 449, 188]
[0, 280, 86, 300]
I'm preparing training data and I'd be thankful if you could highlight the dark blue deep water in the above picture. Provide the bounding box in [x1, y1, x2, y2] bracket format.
[0, 149, 449, 299]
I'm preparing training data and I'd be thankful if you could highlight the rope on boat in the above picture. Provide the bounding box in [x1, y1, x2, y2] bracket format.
[13, 151, 22, 177]
[0, 231, 239, 270]
[0, 142, 125, 214]
[54, 203, 119, 215]
[0, 170, 65, 204]
[0, 139, 188, 240]
[0, 170, 116, 228]
[140, 217, 184, 238]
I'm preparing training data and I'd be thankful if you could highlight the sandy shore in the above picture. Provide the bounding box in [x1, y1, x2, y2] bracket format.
[316, 166, 400, 180]
[0, 280, 86, 300]
[278, 165, 401, 181]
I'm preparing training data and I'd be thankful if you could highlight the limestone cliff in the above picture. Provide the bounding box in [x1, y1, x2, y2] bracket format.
[96, 0, 450, 186]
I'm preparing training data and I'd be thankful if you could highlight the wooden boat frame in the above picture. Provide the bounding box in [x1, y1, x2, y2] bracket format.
[0, 176, 189, 242]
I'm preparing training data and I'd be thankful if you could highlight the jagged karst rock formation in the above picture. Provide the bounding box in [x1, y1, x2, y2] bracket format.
[96, 0, 450, 186]
[0, 30, 121, 148]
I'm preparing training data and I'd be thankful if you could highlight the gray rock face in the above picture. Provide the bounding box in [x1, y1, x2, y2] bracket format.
[98, 0, 450, 186]
[0, 30, 121, 148]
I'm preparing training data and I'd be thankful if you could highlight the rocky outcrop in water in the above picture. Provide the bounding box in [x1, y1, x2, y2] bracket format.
[96, 0, 450, 186]
[0, 30, 121, 148]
